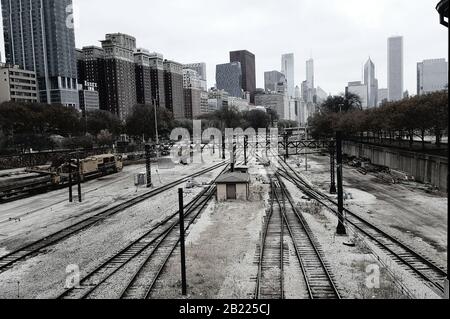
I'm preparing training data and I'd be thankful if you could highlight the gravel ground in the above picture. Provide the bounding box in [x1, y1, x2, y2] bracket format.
[291, 154, 447, 269]
[149, 160, 269, 299]
[0, 153, 226, 299]
[0, 153, 225, 257]
[283, 154, 445, 299]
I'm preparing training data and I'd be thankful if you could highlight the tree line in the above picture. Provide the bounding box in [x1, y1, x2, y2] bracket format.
[309, 90, 448, 149]
[0, 101, 295, 154]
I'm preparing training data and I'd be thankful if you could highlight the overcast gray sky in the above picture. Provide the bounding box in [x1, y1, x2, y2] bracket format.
[0, 0, 448, 95]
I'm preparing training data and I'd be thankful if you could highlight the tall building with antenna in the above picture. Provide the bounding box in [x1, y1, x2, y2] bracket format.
[306, 58, 314, 90]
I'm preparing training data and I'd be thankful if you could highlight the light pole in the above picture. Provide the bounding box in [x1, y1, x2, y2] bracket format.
[436, 0, 449, 27]
[436, 0, 449, 299]
[336, 131, 346, 235]
[153, 99, 160, 147]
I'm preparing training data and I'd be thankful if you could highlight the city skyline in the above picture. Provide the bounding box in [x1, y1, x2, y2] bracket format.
[0, 0, 447, 97]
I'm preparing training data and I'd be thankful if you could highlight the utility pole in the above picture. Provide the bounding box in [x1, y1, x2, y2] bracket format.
[154, 101, 159, 146]
[68, 159, 73, 203]
[230, 138, 236, 172]
[77, 155, 82, 203]
[336, 131, 347, 235]
[330, 141, 337, 194]
[305, 125, 309, 171]
[145, 144, 152, 188]
[244, 136, 248, 166]
[284, 133, 289, 160]
[222, 135, 226, 160]
[178, 188, 187, 296]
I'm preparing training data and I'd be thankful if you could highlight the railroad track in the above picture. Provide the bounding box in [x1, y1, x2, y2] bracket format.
[0, 161, 227, 275]
[275, 157, 447, 296]
[58, 181, 218, 299]
[255, 180, 284, 299]
[254, 176, 340, 299]
[120, 186, 215, 299]
[273, 175, 341, 299]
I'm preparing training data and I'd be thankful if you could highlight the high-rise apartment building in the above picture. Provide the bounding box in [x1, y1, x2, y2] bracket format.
[183, 69, 202, 89]
[417, 58, 448, 95]
[184, 63, 207, 90]
[164, 60, 184, 119]
[230, 50, 256, 103]
[101, 33, 137, 120]
[216, 62, 242, 98]
[0, 62, 38, 104]
[1, 0, 79, 107]
[76, 48, 101, 114]
[76, 47, 106, 105]
[264, 71, 285, 92]
[183, 68, 202, 120]
[364, 58, 378, 107]
[388, 36, 404, 101]
[134, 48, 153, 105]
[281, 53, 295, 98]
[208, 89, 229, 112]
[148, 52, 166, 110]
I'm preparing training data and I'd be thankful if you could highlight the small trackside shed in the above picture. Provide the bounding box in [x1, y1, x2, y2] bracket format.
[216, 172, 250, 201]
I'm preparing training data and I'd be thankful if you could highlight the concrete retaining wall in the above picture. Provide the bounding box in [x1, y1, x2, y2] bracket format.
[343, 141, 448, 192]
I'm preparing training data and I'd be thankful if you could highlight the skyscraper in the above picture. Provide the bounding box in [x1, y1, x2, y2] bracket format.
[1, 0, 79, 107]
[164, 60, 185, 120]
[295, 86, 301, 100]
[101, 33, 137, 120]
[417, 58, 448, 95]
[148, 52, 166, 110]
[184, 63, 207, 90]
[281, 53, 295, 98]
[76, 47, 102, 114]
[315, 86, 328, 104]
[378, 88, 389, 106]
[388, 36, 404, 102]
[264, 71, 285, 92]
[134, 48, 154, 105]
[306, 59, 314, 90]
[183, 68, 202, 119]
[216, 62, 242, 98]
[230, 50, 256, 103]
[364, 58, 378, 107]
[346, 81, 368, 108]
